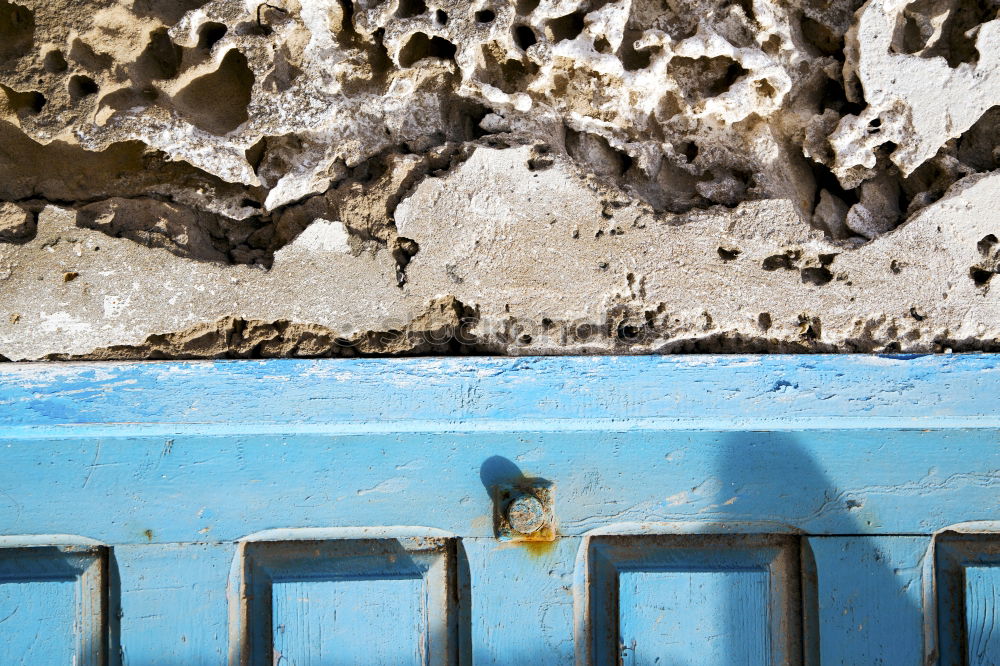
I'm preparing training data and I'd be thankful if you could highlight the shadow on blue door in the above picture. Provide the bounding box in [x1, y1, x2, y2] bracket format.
[95, 435, 925, 664]
[708, 432, 924, 665]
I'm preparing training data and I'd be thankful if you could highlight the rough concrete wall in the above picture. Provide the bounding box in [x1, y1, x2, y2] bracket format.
[0, 0, 997, 359]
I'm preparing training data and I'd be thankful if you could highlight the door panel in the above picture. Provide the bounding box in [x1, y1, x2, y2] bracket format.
[963, 567, 1000, 665]
[240, 538, 462, 665]
[935, 533, 1000, 665]
[0, 546, 105, 665]
[618, 569, 769, 664]
[586, 534, 801, 665]
[0, 356, 998, 664]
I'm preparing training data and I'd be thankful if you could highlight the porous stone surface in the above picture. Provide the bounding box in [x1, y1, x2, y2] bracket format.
[0, 0, 997, 358]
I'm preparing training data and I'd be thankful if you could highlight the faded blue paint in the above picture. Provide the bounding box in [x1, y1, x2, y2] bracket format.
[809, 536, 927, 664]
[3, 429, 1000, 541]
[116, 543, 232, 665]
[0, 356, 998, 664]
[587, 534, 799, 664]
[618, 569, 769, 664]
[0, 547, 104, 665]
[2, 355, 999, 431]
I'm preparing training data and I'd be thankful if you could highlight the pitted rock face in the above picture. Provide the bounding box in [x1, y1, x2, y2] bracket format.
[0, 0, 998, 359]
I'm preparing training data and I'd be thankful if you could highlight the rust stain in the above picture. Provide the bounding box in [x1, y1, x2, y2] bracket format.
[521, 535, 559, 558]
[143, 529, 153, 541]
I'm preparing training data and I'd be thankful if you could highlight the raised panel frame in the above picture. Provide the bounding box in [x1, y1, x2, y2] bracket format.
[583, 533, 804, 665]
[934, 532, 1000, 666]
[0, 545, 107, 665]
[234, 536, 465, 666]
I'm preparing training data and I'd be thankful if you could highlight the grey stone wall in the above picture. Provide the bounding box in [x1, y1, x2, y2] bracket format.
[0, 0, 998, 359]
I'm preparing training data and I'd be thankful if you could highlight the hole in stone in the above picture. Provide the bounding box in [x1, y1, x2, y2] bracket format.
[594, 36, 611, 53]
[198, 22, 228, 50]
[679, 141, 699, 162]
[800, 266, 833, 286]
[617, 323, 641, 342]
[755, 79, 776, 98]
[69, 38, 113, 71]
[819, 76, 865, 115]
[251, 3, 290, 36]
[515, 0, 539, 15]
[331, 0, 359, 47]
[669, 56, 748, 101]
[978, 234, 998, 255]
[970, 267, 994, 287]
[173, 49, 255, 134]
[808, 159, 860, 237]
[800, 15, 843, 57]
[717, 246, 740, 261]
[762, 252, 797, 271]
[892, 0, 998, 66]
[475, 9, 495, 22]
[136, 28, 183, 81]
[131, 0, 213, 24]
[396, 0, 427, 18]
[799, 315, 821, 341]
[1, 84, 45, 116]
[514, 25, 537, 50]
[42, 49, 68, 73]
[96, 87, 153, 116]
[245, 136, 266, 173]
[0, 0, 34, 62]
[758, 312, 772, 331]
[398, 32, 457, 67]
[435, 9, 448, 25]
[368, 27, 393, 78]
[734, 0, 756, 23]
[619, 28, 652, 70]
[546, 11, 585, 41]
[953, 105, 1000, 171]
[762, 34, 781, 55]
[479, 43, 538, 93]
[565, 128, 632, 178]
[68, 75, 99, 102]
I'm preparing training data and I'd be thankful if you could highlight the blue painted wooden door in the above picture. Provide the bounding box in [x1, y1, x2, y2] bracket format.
[1, 356, 999, 664]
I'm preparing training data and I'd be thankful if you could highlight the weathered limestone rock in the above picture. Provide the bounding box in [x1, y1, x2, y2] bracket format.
[0, 0, 998, 358]
[0, 202, 31, 241]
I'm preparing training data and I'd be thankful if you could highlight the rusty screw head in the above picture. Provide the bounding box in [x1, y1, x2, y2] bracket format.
[505, 493, 545, 534]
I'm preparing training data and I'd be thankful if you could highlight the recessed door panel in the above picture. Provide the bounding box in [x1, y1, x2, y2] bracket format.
[239, 538, 463, 665]
[964, 566, 1000, 663]
[0, 546, 105, 665]
[272, 577, 426, 664]
[936, 533, 1000, 666]
[587, 534, 801, 666]
[618, 568, 770, 664]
